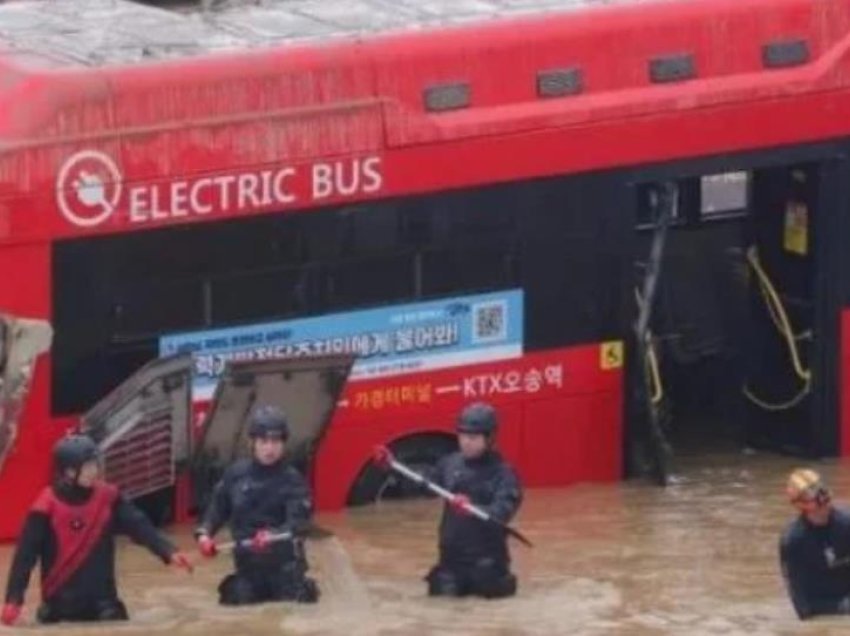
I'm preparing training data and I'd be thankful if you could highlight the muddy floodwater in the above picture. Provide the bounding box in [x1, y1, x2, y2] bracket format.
[4, 451, 850, 635]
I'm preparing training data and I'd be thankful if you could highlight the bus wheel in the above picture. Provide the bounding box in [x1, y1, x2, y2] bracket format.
[346, 434, 456, 506]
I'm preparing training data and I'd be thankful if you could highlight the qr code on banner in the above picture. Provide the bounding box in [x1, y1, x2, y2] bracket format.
[472, 300, 508, 344]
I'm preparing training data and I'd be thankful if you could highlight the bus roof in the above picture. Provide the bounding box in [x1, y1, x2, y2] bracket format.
[0, 0, 666, 68]
[1, 0, 849, 246]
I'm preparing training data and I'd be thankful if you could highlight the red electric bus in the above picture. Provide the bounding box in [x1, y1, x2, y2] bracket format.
[2, 0, 850, 539]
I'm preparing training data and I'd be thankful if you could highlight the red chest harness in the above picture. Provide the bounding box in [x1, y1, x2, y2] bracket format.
[31, 482, 118, 600]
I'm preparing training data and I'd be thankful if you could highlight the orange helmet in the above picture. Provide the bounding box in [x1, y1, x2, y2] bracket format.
[787, 468, 831, 511]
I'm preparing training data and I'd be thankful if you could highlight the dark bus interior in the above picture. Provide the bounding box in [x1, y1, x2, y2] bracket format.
[631, 148, 841, 483]
[51, 173, 631, 420]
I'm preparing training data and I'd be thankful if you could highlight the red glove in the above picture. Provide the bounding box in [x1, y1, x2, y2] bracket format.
[170, 551, 194, 573]
[1, 603, 21, 626]
[449, 494, 472, 516]
[197, 535, 217, 559]
[249, 529, 272, 553]
[372, 445, 393, 471]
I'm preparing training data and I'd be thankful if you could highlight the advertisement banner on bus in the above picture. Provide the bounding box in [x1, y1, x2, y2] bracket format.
[159, 289, 524, 400]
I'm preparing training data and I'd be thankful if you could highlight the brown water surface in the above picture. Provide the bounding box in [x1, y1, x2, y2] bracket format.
[3, 451, 850, 635]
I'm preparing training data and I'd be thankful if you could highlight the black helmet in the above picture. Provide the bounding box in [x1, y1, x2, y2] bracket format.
[53, 435, 99, 474]
[248, 404, 290, 440]
[456, 402, 498, 436]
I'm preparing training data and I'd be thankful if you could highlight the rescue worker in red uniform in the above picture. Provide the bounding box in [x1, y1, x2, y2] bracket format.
[195, 405, 318, 605]
[780, 468, 850, 620]
[1, 435, 192, 626]
[425, 402, 523, 599]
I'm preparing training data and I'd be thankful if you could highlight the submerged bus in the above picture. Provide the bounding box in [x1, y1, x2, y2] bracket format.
[1, 0, 850, 539]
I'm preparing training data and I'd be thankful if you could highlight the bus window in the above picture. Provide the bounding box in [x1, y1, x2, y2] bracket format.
[701, 171, 749, 219]
[636, 183, 684, 230]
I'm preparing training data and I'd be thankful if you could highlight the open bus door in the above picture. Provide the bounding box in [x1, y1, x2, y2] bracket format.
[743, 163, 823, 455]
[191, 355, 354, 515]
[80, 354, 195, 505]
[630, 182, 677, 486]
[630, 155, 843, 481]
[81, 353, 354, 522]
[0, 315, 52, 475]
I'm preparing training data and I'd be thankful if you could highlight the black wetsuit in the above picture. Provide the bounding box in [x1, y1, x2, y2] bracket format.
[197, 458, 318, 605]
[4, 481, 175, 623]
[426, 450, 523, 598]
[780, 507, 850, 619]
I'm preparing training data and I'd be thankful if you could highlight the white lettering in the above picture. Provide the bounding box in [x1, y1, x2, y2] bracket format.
[213, 175, 237, 210]
[120, 156, 383, 225]
[190, 178, 213, 214]
[258, 170, 274, 206]
[335, 160, 360, 197]
[463, 376, 478, 398]
[273, 168, 297, 204]
[237, 173, 261, 210]
[462, 372, 534, 398]
[487, 374, 503, 394]
[312, 163, 333, 200]
[172, 181, 189, 217]
[363, 156, 382, 193]
[129, 187, 149, 223]
[150, 186, 168, 221]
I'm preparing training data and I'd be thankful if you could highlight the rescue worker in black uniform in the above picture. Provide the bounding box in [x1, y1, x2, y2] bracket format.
[1, 435, 192, 626]
[195, 404, 319, 605]
[780, 468, 850, 620]
[425, 402, 523, 599]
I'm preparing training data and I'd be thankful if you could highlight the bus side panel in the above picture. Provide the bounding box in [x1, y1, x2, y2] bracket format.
[0, 242, 65, 541]
[313, 402, 522, 511]
[313, 344, 623, 510]
[520, 390, 622, 488]
[312, 413, 452, 511]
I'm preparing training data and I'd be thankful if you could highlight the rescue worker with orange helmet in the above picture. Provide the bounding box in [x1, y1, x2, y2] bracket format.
[1, 435, 192, 626]
[425, 402, 523, 599]
[780, 468, 850, 620]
